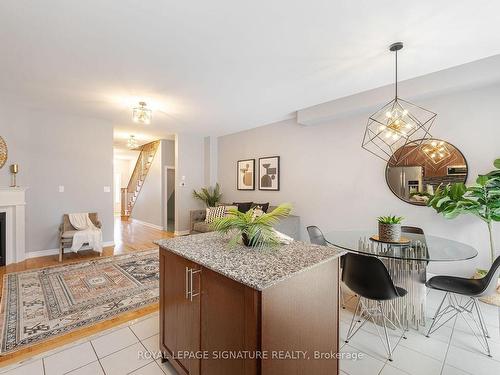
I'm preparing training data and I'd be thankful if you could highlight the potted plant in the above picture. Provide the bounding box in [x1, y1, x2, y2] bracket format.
[427, 158, 500, 303]
[192, 183, 223, 207]
[211, 203, 292, 247]
[427, 158, 500, 265]
[377, 215, 404, 242]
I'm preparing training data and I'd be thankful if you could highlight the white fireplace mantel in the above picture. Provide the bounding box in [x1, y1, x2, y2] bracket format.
[0, 187, 27, 265]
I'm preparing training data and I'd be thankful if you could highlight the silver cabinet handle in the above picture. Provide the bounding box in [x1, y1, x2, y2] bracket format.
[190, 269, 202, 301]
[185, 267, 190, 300]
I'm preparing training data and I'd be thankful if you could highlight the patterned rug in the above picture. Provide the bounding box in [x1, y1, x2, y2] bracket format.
[0, 249, 159, 354]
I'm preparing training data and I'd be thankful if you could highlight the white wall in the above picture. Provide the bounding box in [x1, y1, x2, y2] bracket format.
[217, 83, 500, 276]
[175, 134, 205, 234]
[0, 104, 114, 253]
[132, 140, 175, 228]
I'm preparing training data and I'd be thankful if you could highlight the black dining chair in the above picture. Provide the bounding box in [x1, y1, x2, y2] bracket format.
[343, 252, 407, 361]
[402, 226, 424, 235]
[426, 255, 500, 357]
[306, 226, 347, 309]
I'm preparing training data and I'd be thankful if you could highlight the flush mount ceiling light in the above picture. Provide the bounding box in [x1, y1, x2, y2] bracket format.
[421, 139, 451, 164]
[127, 135, 138, 149]
[362, 42, 437, 165]
[132, 101, 152, 125]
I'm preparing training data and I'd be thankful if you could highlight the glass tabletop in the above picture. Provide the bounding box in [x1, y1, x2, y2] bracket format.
[325, 230, 478, 262]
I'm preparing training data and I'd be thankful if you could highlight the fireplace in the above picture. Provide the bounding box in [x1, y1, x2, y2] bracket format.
[0, 212, 5, 266]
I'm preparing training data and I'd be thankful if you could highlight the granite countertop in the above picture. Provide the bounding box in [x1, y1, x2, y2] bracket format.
[155, 232, 344, 291]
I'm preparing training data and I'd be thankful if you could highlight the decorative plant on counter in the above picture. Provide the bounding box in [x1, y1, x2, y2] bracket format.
[427, 158, 500, 265]
[377, 215, 404, 242]
[211, 203, 292, 247]
[192, 183, 222, 207]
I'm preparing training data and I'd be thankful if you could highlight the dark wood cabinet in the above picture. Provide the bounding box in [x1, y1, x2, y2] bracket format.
[160, 249, 200, 375]
[160, 246, 339, 375]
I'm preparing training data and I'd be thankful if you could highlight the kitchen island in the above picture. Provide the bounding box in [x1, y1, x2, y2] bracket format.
[156, 232, 344, 375]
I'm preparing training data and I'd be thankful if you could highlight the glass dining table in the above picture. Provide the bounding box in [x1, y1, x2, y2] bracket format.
[325, 230, 478, 328]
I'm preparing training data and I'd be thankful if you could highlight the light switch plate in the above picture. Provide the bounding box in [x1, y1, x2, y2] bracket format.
[58, 185, 65, 193]
[103, 186, 111, 193]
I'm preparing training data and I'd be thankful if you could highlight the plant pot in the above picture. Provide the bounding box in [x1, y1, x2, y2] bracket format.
[242, 233, 254, 247]
[378, 223, 401, 242]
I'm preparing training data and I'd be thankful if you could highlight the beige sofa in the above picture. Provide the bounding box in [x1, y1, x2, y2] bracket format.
[189, 206, 301, 240]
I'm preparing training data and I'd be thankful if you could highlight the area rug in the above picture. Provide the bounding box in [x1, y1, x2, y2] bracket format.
[0, 249, 159, 354]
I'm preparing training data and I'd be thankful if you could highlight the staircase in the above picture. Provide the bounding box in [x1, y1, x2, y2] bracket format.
[121, 140, 160, 219]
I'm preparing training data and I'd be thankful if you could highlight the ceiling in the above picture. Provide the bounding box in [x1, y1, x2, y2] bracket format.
[1, 0, 500, 140]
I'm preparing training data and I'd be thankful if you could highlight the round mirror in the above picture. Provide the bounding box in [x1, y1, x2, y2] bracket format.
[385, 139, 468, 206]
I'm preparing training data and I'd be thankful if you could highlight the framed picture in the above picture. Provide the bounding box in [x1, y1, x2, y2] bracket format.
[259, 156, 280, 191]
[237, 159, 255, 190]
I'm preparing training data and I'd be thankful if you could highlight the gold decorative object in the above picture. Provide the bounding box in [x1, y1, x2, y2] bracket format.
[10, 164, 19, 187]
[0, 136, 7, 168]
[421, 139, 452, 164]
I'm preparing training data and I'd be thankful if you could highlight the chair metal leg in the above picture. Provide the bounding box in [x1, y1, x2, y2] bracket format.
[426, 292, 492, 357]
[345, 297, 405, 361]
[426, 292, 459, 337]
[379, 302, 394, 361]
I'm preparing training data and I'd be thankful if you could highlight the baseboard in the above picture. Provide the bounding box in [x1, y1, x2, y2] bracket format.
[174, 230, 190, 236]
[131, 218, 164, 231]
[25, 241, 115, 259]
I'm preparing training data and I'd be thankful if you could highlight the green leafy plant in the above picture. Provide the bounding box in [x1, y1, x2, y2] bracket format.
[377, 215, 404, 224]
[192, 183, 222, 207]
[211, 203, 292, 247]
[428, 158, 500, 264]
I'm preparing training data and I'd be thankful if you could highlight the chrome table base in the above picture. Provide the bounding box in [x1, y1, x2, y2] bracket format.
[358, 238, 428, 329]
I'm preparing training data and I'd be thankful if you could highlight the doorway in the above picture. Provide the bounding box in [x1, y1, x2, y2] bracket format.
[164, 166, 175, 232]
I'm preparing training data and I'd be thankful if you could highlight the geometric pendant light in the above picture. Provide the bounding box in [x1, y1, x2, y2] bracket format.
[362, 42, 437, 165]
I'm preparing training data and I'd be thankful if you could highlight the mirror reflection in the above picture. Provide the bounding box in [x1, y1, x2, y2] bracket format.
[385, 139, 468, 206]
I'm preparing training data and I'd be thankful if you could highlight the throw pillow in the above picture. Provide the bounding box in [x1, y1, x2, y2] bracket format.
[251, 202, 269, 213]
[205, 206, 226, 223]
[232, 202, 253, 213]
[224, 205, 238, 215]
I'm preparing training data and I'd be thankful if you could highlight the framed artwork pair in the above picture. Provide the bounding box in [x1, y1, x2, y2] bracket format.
[237, 156, 280, 191]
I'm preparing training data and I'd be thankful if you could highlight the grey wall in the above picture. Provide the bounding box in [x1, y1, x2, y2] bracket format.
[0, 104, 114, 253]
[218, 83, 500, 276]
[175, 134, 205, 233]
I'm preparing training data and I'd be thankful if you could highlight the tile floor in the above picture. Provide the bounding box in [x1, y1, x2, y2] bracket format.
[339, 289, 500, 375]
[0, 312, 175, 375]
[0, 289, 499, 375]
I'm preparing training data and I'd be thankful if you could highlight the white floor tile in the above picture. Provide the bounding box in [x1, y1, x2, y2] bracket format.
[129, 361, 165, 375]
[130, 316, 160, 340]
[379, 364, 411, 375]
[441, 364, 472, 375]
[0, 360, 44, 375]
[91, 326, 139, 358]
[448, 325, 500, 359]
[156, 359, 178, 375]
[445, 344, 500, 375]
[398, 330, 449, 361]
[339, 344, 386, 375]
[100, 342, 153, 375]
[43, 342, 97, 375]
[141, 334, 160, 357]
[389, 344, 442, 375]
[66, 361, 104, 375]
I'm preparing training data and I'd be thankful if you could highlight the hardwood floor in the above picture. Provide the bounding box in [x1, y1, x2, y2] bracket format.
[0, 217, 174, 366]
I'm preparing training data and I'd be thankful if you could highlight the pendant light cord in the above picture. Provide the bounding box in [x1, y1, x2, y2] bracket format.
[395, 49, 398, 99]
